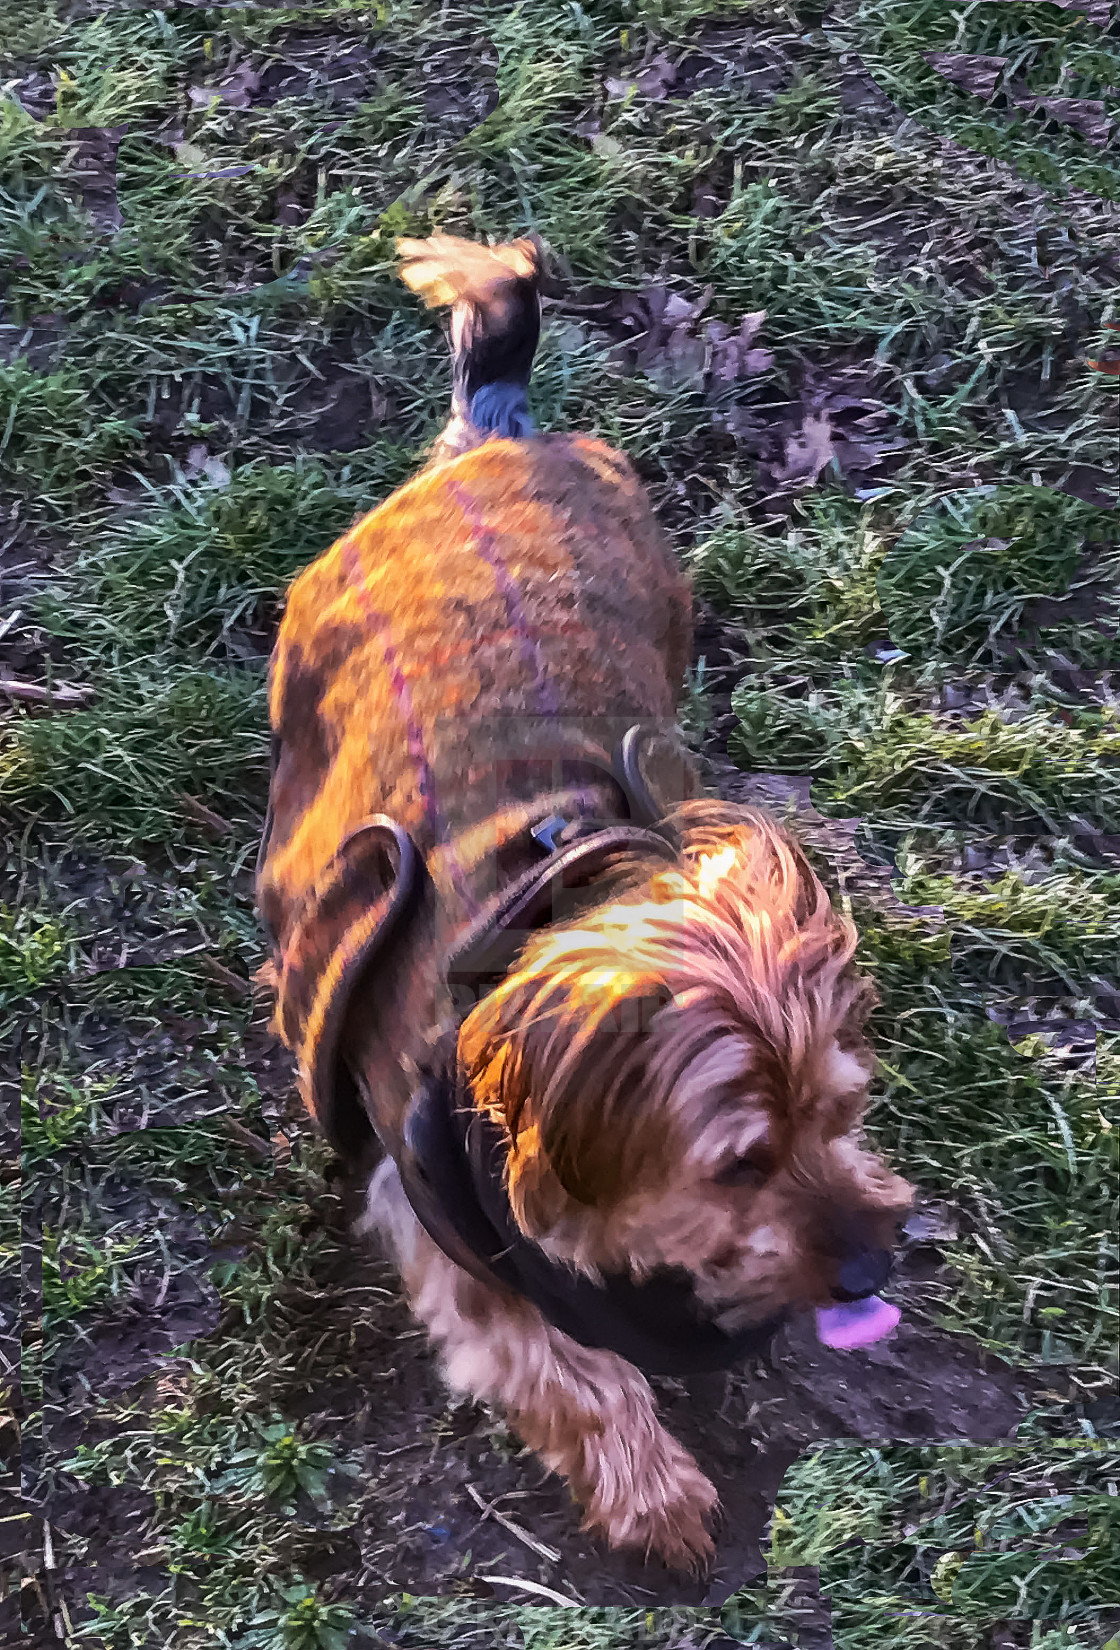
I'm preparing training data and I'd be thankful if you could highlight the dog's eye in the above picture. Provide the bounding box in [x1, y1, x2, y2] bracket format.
[713, 1148, 774, 1188]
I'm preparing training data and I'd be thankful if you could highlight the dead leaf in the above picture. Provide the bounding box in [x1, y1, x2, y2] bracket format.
[610, 284, 710, 382]
[648, 291, 772, 393]
[181, 447, 231, 488]
[741, 349, 775, 377]
[904, 1206, 960, 1245]
[636, 52, 678, 101]
[605, 49, 677, 102]
[173, 140, 208, 169]
[12, 71, 56, 120]
[832, 437, 891, 473]
[661, 288, 711, 328]
[717, 406, 765, 442]
[1013, 94, 1112, 147]
[61, 126, 127, 233]
[654, 327, 708, 388]
[777, 410, 835, 485]
[815, 389, 878, 415]
[689, 176, 723, 219]
[590, 132, 623, 159]
[961, 536, 1013, 555]
[706, 312, 772, 383]
[923, 52, 1008, 100]
[728, 356, 908, 494]
[274, 188, 306, 227]
[578, 283, 774, 394]
[840, 70, 895, 116]
[172, 164, 258, 181]
[188, 63, 262, 109]
[1066, 0, 1112, 21]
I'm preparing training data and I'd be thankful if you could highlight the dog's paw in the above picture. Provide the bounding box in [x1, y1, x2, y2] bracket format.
[640, 1493, 718, 1574]
[588, 1446, 719, 1573]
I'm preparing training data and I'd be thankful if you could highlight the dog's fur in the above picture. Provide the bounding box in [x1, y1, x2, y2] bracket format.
[259, 233, 913, 1571]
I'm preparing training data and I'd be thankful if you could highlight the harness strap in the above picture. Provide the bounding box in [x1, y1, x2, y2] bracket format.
[398, 1051, 788, 1376]
[612, 722, 661, 827]
[446, 823, 677, 990]
[263, 726, 675, 1156]
[272, 818, 427, 1154]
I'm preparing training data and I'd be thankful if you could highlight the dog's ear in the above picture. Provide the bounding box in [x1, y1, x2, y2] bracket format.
[459, 969, 674, 1233]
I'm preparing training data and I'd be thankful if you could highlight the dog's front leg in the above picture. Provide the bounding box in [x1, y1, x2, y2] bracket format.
[358, 1161, 719, 1571]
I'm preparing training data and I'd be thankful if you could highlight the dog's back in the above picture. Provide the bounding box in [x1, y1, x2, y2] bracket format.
[260, 236, 693, 935]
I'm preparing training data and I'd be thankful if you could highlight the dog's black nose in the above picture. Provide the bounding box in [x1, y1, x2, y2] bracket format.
[830, 1246, 893, 1303]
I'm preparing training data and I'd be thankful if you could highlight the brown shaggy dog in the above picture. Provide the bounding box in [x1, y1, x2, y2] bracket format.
[257, 233, 913, 1572]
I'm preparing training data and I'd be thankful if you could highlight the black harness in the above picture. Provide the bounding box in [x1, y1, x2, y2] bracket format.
[266, 727, 785, 1376]
[401, 731, 785, 1374]
[399, 1045, 785, 1376]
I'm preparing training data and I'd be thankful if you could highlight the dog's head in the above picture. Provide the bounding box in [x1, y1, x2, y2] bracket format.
[458, 802, 914, 1347]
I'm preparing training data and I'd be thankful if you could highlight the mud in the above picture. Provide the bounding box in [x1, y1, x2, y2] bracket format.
[36, 1166, 1049, 1615]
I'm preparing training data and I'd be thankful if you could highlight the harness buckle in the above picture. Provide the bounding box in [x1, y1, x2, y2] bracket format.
[530, 813, 568, 854]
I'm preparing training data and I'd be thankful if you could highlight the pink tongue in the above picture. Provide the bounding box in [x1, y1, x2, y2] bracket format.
[816, 1296, 900, 1350]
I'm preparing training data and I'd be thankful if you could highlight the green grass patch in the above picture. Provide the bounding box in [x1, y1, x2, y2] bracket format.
[867, 960, 1116, 1371]
[0, 360, 143, 517]
[774, 1436, 1120, 1646]
[878, 486, 1119, 667]
[732, 678, 1120, 835]
[1, 669, 269, 839]
[844, 0, 1120, 202]
[20, 1067, 117, 1161]
[41, 1224, 144, 1331]
[6, 0, 1118, 1641]
[0, 905, 71, 1002]
[45, 463, 366, 662]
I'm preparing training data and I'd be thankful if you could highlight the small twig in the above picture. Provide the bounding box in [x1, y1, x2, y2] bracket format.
[153, 1262, 173, 1310]
[178, 792, 232, 837]
[0, 676, 94, 707]
[478, 1574, 581, 1607]
[200, 956, 251, 998]
[466, 1483, 561, 1563]
[221, 1118, 273, 1160]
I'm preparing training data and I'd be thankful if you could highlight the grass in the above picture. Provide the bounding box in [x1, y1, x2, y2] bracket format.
[3, 0, 1118, 1644]
[768, 1431, 1120, 1647]
[877, 485, 1119, 667]
[731, 676, 1119, 833]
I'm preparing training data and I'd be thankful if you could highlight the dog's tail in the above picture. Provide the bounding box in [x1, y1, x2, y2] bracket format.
[397, 232, 543, 441]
